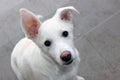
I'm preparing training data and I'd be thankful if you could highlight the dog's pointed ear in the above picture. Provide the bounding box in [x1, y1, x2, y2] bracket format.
[20, 8, 41, 39]
[54, 6, 79, 22]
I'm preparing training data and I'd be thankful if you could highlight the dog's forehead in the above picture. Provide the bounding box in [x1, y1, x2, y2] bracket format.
[40, 18, 72, 34]
[41, 19, 61, 32]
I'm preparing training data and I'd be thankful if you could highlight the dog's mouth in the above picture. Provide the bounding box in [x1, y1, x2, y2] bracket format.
[63, 59, 73, 65]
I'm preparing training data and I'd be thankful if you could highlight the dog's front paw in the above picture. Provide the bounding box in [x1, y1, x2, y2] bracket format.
[76, 76, 85, 80]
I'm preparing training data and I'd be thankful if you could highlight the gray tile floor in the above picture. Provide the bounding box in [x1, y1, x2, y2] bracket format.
[0, 0, 120, 80]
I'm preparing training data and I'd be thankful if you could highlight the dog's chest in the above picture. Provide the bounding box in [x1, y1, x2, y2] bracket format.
[29, 57, 77, 80]
[32, 64, 77, 80]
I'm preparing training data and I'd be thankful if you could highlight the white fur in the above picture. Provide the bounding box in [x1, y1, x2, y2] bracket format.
[11, 6, 85, 80]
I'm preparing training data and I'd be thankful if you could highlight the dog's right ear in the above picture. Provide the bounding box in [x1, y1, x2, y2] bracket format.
[20, 8, 41, 39]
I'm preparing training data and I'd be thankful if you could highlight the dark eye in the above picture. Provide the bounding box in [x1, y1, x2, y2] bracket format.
[44, 40, 51, 47]
[62, 31, 69, 37]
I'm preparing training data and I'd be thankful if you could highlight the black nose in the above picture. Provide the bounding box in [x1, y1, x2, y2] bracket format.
[60, 51, 72, 62]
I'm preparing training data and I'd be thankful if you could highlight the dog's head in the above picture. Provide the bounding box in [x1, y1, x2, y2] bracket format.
[20, 6, 79, 65]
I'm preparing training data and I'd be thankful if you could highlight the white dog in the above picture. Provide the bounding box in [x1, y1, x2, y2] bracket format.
[11, 6, 84, 80]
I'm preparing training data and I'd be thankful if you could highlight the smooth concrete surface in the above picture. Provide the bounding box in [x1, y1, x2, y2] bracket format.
[0, 0, 120, 80]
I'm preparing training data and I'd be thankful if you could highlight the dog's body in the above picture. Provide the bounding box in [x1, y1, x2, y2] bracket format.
[11, 6, 84, 80]
[11, 38, 80, 80]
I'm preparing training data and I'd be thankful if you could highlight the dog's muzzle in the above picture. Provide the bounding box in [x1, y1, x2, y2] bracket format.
[60, 50, 73, 65]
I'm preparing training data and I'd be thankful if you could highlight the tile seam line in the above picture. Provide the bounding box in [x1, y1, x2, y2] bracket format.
[75, 10, 120, 42]
[85, 37, 115, 74]
[2, 29, 14, 47]
[76, 10, 120, 73]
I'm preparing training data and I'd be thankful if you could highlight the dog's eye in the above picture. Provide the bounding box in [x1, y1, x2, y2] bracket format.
[62, 31, 69, 37]
[44, 40, 51, 47]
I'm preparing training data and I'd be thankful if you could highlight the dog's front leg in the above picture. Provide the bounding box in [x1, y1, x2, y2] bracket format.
[75, 75, 85, 80]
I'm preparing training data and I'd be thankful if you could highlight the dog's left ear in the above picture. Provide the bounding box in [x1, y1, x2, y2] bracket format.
[54, 6, 79, 22]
